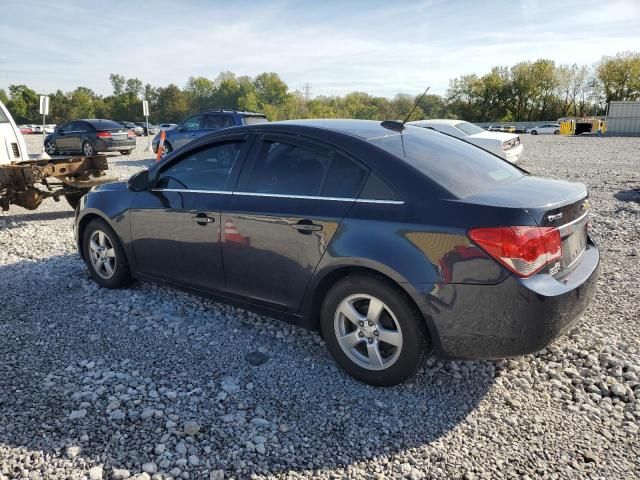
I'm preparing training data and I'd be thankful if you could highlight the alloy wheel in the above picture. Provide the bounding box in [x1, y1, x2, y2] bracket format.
[334, 294, 403, 371]
[88, 230, 117, 279]
[83, 142, 94, 156]
[45, 141, 56, 155]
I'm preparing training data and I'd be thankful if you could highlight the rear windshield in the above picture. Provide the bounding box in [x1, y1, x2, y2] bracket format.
[87, 119, 123, 130]
[243, 116, 269, 125]
[455, 121, 484, 136]
[369, 127, 524, 198]
[0, 108, 9, 123]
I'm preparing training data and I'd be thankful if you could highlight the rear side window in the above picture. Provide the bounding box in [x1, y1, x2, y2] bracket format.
[369, 128, 524, 198]
[360, 173, 399, 201]
[241, 141, 330, 196]
[203, 115, 235, 129]
[181, 116, 203, 131]
[156, 141, 243, 191]
[86, 120, 122, 130]
[322, 153, 366, 198]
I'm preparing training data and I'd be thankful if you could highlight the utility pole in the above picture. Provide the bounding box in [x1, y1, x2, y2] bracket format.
[303, 83, 312, 103]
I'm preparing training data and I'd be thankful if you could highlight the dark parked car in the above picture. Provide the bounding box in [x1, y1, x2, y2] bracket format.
[75, 120, 599, 386]
[119, 121, 144, 136]
[135, 122, 158, 136]
[45, 119, 136, 156]
[152, 109, 268, 156]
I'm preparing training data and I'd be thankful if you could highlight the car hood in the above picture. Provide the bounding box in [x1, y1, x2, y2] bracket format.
[93, 181, 128, 193]
[468, 131, 519, 142]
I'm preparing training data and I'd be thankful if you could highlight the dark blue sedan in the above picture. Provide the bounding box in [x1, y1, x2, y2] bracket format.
[74, 120, 599, 386]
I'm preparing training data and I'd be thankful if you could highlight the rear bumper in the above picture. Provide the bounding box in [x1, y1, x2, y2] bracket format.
[412, 239, 599, 359]
[95, 138, 136, 152]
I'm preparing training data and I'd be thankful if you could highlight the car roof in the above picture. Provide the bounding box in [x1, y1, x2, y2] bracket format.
[259, 119, 414, 140]
[202, 109, 265, 116]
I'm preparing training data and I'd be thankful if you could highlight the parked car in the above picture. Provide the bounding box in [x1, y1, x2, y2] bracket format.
[408, 119, 523, 163]
[530, 124, 560, 135]
[31, 125, 43, 134]
[135, 122, 158, 136]
[487, 125, 504, 132]
[158, 123, 177, 131]
[152, 110, 268, 156]
[119, 121, 144, 136]
[502, 125, 516, 133]
[44, 124, 56, 134]
[44, 119, 136, 156]
[18, 125, 32, 134]
[75, 119, 599, 386]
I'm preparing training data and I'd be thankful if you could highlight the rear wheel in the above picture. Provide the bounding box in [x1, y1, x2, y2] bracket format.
[83, 219, 133, 289]
[321, 274, 430, 386]
[82, 141, 95, 157]
[161, 142, 173, 157]
[553, 130, 560, 135]
[530, 130, 538, 135]
[119, 150, 132, 155]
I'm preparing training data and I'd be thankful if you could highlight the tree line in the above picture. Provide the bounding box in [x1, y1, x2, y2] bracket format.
[1, 51, 638, 126]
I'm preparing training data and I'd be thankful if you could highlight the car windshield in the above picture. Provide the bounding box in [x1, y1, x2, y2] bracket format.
[243, 116, 268, 125]
[455, 121, 484, 136]
[369, 127, 524, 198]
[88, 119, 123, 129]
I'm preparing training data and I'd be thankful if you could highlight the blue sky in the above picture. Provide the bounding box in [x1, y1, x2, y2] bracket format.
[1, 0, 639, 97]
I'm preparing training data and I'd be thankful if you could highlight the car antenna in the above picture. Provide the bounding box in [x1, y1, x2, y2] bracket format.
[381, 86, 430, 132]
[402, 86, 430, 125]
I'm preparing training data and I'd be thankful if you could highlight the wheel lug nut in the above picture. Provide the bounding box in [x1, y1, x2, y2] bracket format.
[374, 330, 379, 336]
[359, 321, 364, 327]
[368, 321, 373, 326]
[358, 332, 364, 338]
[368, 338, 373, 344]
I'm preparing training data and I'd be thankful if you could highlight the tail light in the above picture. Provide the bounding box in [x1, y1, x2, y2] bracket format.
[468, 226, 562, 277]
[96, 131, 112, 139]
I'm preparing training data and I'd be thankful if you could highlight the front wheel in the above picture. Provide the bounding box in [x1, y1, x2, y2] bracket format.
[530, 130, 538, 135]
[553, 130, 560, 135]
[83, 219, 133, 289]
[44, 140, 57, 155]
[321, 274, 430, 386]
[161, 142, 173, 157]
[119, 150, 133, 155]
[82, 141, 95, 157]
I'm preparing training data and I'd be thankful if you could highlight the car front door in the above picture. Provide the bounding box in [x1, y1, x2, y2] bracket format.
[222, 134, 368, 312]
[172, 115, 204, 148]
[55, 122, 77, 152]
[129, 134, 251, 291]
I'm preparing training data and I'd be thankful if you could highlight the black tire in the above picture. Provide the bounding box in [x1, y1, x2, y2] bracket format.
[119, 150, 133, 155]
[321, 274, 430, 387]
[82, 141, 95, 157]
[161, 142, 173, 157]
[553, 130, 560, 135]
[83, 218, 133, 289]
[530, 130, 538, 135]
[44, 140, 57, 155]
[64, 188, 90, 210]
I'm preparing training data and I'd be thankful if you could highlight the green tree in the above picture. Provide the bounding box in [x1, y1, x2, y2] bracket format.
[7, 85, 40, 123]
[0, 89, 8, 105]
[596, 51, 640, 102]
[253, 72, 288, 106]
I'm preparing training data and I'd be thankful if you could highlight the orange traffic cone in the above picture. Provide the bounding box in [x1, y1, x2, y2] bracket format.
[156, 130, 166, 162]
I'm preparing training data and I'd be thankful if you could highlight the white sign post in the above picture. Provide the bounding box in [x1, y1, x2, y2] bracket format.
[38, 95, 50, 159]
[143, 100, 153, 152]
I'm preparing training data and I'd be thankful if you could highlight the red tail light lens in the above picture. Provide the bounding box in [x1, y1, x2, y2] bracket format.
[468, 226, 562, 277]
[96, 131, 112, 139]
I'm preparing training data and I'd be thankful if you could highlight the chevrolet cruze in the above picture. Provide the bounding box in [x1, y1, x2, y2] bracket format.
[74, 120, 599, 386]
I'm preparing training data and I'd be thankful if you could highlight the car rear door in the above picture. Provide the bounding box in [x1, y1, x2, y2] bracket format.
[129, 133, 251, 291]
[55, 122, 78, 152]
[222, 134, 368, 312]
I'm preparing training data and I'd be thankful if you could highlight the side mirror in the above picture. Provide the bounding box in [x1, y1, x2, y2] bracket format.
[127, 170, 149, 192]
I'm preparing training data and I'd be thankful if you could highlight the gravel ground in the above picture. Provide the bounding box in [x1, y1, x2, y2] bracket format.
[0, 134, 638, 480]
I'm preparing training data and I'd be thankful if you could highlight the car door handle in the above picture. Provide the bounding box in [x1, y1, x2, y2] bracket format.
[291, 221, 322, 233]
[192, 213, 215, 225]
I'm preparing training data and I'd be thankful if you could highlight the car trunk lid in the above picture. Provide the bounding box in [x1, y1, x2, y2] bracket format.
[465, 175, 590, 276]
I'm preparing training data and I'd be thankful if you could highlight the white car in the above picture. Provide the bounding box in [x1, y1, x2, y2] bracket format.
[0, 101, 31, 164]
[408, 119, 523, 163]
[529, 124, 560, 135]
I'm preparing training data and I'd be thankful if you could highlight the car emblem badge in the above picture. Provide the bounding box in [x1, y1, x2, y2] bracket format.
[547, 213, 563, 222]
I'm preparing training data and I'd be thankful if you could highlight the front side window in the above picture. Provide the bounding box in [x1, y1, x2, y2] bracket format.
[242, 141, 331, 196]
[156, 141, 243, 191]
[243, 116, 268, 125]
[181, 116, 203, 131]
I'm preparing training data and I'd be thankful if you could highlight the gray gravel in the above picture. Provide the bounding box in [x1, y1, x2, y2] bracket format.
[0, 134, 639, 479]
